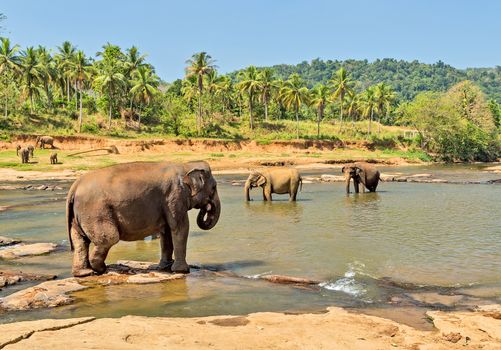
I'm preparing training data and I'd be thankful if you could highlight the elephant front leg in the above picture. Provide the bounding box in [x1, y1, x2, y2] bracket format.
[158, 228, 174, 271]
[263, 185, 273, 201]
[169, 213, 190, 273]
[354, 178, 360, 193]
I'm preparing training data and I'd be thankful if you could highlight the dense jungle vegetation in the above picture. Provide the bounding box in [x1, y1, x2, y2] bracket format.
[0, 34, 499, 161]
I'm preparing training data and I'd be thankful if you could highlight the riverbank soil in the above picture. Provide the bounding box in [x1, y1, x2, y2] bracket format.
[0, 305, 499, 349]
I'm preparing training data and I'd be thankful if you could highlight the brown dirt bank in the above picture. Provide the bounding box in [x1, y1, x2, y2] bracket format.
[1, 305, 499, 349]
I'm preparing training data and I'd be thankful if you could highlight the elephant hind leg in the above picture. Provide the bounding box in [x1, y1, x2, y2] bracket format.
[88, 222, 119, 275]
[289, 184, 299, 201]
[71, 226, 93, 277]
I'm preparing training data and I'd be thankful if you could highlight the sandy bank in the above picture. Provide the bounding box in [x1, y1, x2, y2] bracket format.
[0, 305, 499, 349]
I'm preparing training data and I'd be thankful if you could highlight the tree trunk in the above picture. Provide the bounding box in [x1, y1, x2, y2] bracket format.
[317, 106, 323, 139]
[4, 95, 7, 118]
[264, 94, 268, 122]
[78, 85, 83, 133]
[295, 105, 299, 140]
[108, 89, 113, 129]
[137, 105, 142, 131]
[29, 91, 34, 114]
[197, 92, 202, 135]
[249, 92, 254, 130]
[378, 115, 381, 134]
[339, 96, 344, 132]
[368, 107, 373, 136]
[66, 78, 70, 103]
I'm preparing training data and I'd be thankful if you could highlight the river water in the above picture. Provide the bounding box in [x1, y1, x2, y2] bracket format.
[1, 164, 500, 325]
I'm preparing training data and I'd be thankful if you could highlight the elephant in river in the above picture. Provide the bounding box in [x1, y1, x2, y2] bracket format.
[50, 152, 58, 164]
[245, 167, 302, 201]
[35, 135, 54, 149]
[342, 162, 380, 193]
[66, 160, 221, 277]
[19, 147, 29, 163]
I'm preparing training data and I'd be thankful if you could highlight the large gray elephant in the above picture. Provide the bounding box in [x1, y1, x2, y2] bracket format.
[66, 160, 221, 277]
[342, 162, 380, 193]
[19, 147, 29, 163]
[245, 167, 302, 201]
[35, 135, 54, 149]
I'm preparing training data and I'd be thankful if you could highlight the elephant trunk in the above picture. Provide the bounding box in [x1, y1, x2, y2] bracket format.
[197, 191, 221, 230]
[244, 180, 251, 201]
[344, 175, 351, 194]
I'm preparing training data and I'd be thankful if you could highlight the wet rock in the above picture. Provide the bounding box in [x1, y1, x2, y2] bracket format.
[0, 279, 87, 311]
[0, 236, 21, 247]
[408, 292, 464, 307]
[320, 174, 345, 182]
[0, 243, 58, 260]
[35, 185, 48, 190]
[0, 270, 57, 289]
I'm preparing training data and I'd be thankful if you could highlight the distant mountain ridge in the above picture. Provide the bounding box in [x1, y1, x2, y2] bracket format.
[230, 58, 501, 102]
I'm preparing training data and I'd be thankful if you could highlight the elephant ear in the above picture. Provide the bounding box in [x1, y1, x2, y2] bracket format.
[256, 174, 266, 186]
[183, 169, 207, 196]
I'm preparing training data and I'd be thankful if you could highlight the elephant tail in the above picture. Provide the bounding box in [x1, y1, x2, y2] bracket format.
[66, 180, 79, 251]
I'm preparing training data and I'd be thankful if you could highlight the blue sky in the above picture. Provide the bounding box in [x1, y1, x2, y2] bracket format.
[1, 0, 500, 81]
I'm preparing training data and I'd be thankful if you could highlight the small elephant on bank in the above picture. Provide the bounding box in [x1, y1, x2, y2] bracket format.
[18, 147, 30, 164]
[245, 167, 302, 201]
[342, 162, 380, 193]
[35, 135, 54, 149]
[27, 145, 35, 158]
[50, 152, 58, 164]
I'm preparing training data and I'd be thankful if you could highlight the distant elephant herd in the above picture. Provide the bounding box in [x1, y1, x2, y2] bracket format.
[64, 155, 380, 277]
[15, 135, 58, 165]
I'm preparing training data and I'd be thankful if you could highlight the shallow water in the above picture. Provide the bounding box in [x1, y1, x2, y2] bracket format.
[1, 165, 500, 324]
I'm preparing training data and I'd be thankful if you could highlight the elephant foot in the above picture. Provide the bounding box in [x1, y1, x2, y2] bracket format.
[171, 260, 190, 274]
[72, 268, 95, 277]
[158, 259, 174, 272]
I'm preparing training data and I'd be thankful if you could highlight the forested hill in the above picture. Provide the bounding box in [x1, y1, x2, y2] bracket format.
[231, 58, 501, 102]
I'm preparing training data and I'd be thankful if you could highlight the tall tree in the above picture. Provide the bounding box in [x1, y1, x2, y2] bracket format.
[71, 50, 91, 132]
[125, 46, 146, 108]
[257, 68, 275, 121]
[236, 65, 260, 129]
[56, 41, 76, 102]
[330, 67, 354, 131]
[0, 37, 20, 117]
[36, 46, 55, 110]
[185, 52, 216, 134]
[279, 74, 310, 139]
[374, 82, 396, 133]
[20, 47, 42, 114]
[129, 65, 160, 130]
[310, 84, 330, 138]
[361, 86, 377, 136]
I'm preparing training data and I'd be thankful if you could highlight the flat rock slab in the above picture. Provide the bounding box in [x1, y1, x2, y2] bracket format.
[0, 236, 21, 248]
[0, 261, 185, 311]
[0, 317, 95, 349]
[0, 243, 58, 260]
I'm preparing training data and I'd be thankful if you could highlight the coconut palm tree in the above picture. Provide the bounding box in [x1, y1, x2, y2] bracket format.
[345, 91, 361, 128]
[310, 84, 330, 138]
[374, 82, 396, 133]
[129, 65, 160, 130]
[71, 50, 91, 132]
[181, 74, 199, 108]
[56, 41, 76, 102]
[35, 46, 56, 110]
[330, 67, 354, 131]
[257, 68, 275, 121]
[214, 75, 232, 113]
[125, 46, 147, 108]
[361, 86, 377, 136]
[0, 38, 20, 117]
[93, 61, 126, 128]
[279, 74, 310, 139]
[236, 65, 260, 129]
[185, 52, 216, 134]
[20, 47, 43, 114]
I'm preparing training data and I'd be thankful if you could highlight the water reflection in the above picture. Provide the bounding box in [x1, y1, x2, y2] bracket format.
[244, 201, 304, 224]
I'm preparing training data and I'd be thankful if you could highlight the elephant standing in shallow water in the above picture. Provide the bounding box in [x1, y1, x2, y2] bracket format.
[66, 160, 221, 277]
[342, 162, 380, 193]
[245, 167, 302, 201]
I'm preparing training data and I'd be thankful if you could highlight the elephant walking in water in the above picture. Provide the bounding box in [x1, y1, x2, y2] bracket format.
[342, 162, 380, 193]
[245, 167, 302, 201]
[66, 160, 221, 277]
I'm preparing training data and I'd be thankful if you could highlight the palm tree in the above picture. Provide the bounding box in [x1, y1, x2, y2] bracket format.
[0, 38, 20, 117]
[361, 86, 377, 136]
[185, 52, 216, 134]
[374, 82, 396, 133]
[129, 66, 160, 130]
[36, 46, 56, 110]
[257, 68, 275, 121]
[56, 41, 76, 103]
[345, 91, 361, 128]
[181, 74, 199, 107]
[330, 67, 354, 131]
[93, 61, 126, 128]
[125, 46, 146, 108]
[236, 65, 260, 129]
[279, 74, 310, 139]
[20, 47, 43, 114]
[71, 50, 91, 132]
[214, 75, 232, 113]
[310, 84, 330, 138]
